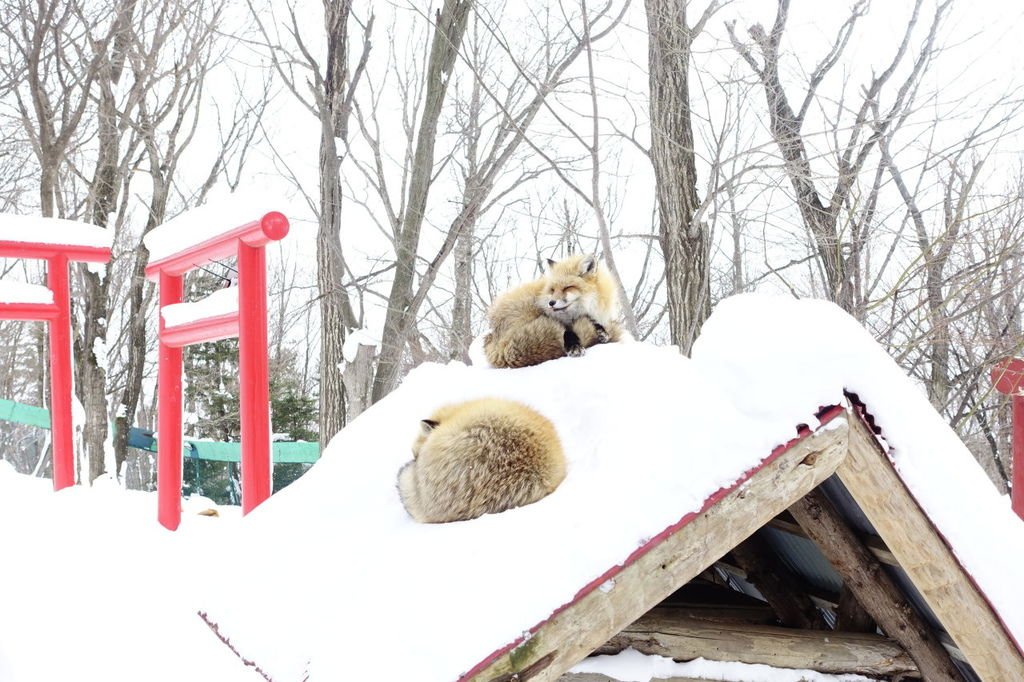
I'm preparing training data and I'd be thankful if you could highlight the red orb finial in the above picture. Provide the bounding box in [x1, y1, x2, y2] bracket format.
[260, 211, 290, 241]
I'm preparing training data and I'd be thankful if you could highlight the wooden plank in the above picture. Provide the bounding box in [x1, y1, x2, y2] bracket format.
[463, 415, 850, 681]
[839, 412, 1024, 681]
[789, 489, 961, 681]
[593, 613, 917, 677]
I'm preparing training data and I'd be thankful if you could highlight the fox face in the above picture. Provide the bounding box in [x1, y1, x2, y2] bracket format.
[538, 254, 599, 324]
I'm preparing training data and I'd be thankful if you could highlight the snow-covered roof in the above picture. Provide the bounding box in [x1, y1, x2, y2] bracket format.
[201, 296, 1022, 680]
[0, 294, 1021, 682]
[0, 214, 113, 249]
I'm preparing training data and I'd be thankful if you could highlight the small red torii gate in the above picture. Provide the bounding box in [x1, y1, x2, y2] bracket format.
[991, 358, 1024, 520]
[145, 210, 289, 530]
[0, 219, 112, 490]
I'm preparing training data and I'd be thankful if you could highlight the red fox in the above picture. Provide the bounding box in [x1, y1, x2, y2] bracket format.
[483, 254, 622, 368]
[397, 398, 566, 523]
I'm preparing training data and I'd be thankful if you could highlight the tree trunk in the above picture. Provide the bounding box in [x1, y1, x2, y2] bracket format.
[75, 50, 122, 483]
[644, 0, 708, 353]
[371, 0, 472, 403]
[112, 183, 165, 478]
[449, 221, 474, 363]
[317, 0, 360, 449]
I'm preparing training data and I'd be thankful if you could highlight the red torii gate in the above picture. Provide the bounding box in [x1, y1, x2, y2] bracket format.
[991, 358, 1024, 520]
[0, 220, 112, 490]
[145, 211, 289, 530]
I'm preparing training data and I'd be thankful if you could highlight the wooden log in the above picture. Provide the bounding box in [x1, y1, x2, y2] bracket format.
[789, 489, 962, 681]
[838, 412, 1024, 681]
[464, 415, 850, 681]
[561, 671, 704, 675]
[593, 613, 917, 677]
[728, 532, 829, 629]
[836, 584, 876, 633]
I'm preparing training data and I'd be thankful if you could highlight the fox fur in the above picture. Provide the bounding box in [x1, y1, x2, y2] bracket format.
[397, 398, 566, 523]
[483, 254, 622, 369]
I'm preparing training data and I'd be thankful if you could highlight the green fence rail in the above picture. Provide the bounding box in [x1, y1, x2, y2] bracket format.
[0, 399, 51, 430]
[0, 398, 320, 464]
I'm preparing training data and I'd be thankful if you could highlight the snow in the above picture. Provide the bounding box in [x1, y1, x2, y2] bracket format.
[0, 462, 259, 682]
[342, 327, 381, 363]
[161, 286, 239, 327]
[572, 648, 874, 682]
[0, 293, 1021, 681]
[0, 214, 113, 249]
[0, 279, 53, 304]
[143, 191, 294, 264]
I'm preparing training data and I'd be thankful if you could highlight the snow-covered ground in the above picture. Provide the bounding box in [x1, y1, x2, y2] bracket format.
[1, 294, 1021, 681]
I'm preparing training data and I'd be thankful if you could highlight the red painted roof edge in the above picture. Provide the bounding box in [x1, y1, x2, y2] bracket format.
[458, 405, 847, 680]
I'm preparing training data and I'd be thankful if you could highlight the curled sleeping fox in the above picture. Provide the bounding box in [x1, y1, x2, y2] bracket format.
[483, 254, 623, 369]
[397, 398, 566, 523]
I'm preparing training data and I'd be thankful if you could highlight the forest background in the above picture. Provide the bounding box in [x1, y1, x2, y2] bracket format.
[0, 0, 1022, 501]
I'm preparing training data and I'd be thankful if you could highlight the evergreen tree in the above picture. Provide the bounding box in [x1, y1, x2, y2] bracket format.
[180, 264, 319, 504]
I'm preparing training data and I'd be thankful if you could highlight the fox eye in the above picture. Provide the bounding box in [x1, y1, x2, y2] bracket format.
[563, 285, 577, 294]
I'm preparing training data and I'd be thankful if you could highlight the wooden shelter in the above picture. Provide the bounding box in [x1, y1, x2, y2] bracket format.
[463, 401, 1024, 682]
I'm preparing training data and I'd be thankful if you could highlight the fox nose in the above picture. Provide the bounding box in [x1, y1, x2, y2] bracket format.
[549, 300, 556, 307]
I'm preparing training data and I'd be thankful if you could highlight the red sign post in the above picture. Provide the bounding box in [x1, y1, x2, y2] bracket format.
[991, 358, 1024, 520]
[145, 211, 289, 530]
[0, 236, 111, 490]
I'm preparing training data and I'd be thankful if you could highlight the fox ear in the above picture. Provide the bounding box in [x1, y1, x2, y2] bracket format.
[543, 257, 557, 271]
[420, 419, 439, 435]
[579, 254, 599, 276]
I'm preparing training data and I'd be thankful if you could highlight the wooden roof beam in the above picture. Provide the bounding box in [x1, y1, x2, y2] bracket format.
[789, 487, 961, 680]
[837, 411, 1024, 681]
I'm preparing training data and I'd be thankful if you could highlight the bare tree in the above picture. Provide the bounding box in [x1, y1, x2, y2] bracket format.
[248, 0, 372, 448]
[370, 0, 473, 402]
[727, 0, 953, 314]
